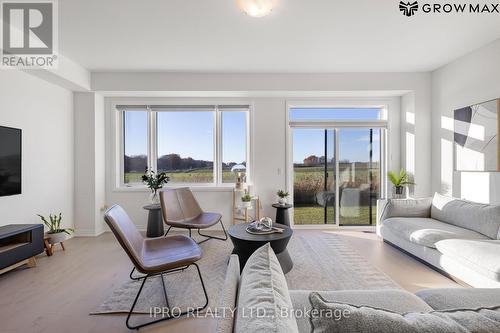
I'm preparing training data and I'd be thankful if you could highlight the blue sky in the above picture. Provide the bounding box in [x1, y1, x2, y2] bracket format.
[291, 108, 381, 163]
[293, 128, 380, 163]
[124, 111, 247, 164]
[124, 108, 380, 164]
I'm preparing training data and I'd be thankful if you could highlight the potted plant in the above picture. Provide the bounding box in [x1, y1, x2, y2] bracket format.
[388, 169, 415, 197]
[277, 189, 289, 205]
[142, 168, 170, 204]
[241, 190, 252, 208]
[37, 213, 73, 245]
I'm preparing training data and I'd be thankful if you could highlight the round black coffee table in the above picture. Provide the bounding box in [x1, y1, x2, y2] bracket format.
[228, 223, 293, 273]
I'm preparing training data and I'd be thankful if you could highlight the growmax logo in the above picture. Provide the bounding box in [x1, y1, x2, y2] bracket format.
[399, 1, 419, 16]
[1, 0, 58, 68]
[399, 1, 500, 16]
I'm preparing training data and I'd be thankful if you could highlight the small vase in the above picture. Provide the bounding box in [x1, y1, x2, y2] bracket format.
[278, 198, 287, 205]
[149, 191, 160, 205]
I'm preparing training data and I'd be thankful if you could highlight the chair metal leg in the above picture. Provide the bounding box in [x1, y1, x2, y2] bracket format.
[197, 219, 228, 244]
[163, 226, 172, 237]
[129, 267, 145, 281]
[160, 273, 169, 309]
[125, 264, 209, 330]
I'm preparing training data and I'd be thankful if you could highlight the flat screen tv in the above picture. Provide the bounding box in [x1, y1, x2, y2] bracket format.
[0, 126, 22, 196]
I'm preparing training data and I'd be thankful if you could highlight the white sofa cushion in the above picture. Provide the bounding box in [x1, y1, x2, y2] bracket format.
[431, 193, 500, 240]
[380, 198, 432, 221]
[290, 289, 433, 333]
[382, 217, 489, 248]
[216, 254, 240, 333]
[235, 243, 299, 333]
[435, 239, 500, 282]
[309, 292, 500, 333]
[416, 288, 500, 310]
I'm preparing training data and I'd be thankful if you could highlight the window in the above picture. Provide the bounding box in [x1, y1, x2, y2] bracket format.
[157, 111, 214, 183]
[289, 108, 383, 121]
[118, 105, 249, 187]
[123, 110, 148, 184]
[222, 111, 247, 183]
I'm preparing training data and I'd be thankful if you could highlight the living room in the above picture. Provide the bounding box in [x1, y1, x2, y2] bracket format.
[1, 1, 500, 332]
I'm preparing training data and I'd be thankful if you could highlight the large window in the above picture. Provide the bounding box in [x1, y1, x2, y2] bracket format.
[120, 105, 249, 186]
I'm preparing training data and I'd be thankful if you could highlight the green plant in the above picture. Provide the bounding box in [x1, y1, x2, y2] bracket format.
[241, 190, 252, 202]
[387, 169, 415, 187]
[141, 168, 170, 193]
[277, 190, 289, 198]
[37, 213, 73, 235]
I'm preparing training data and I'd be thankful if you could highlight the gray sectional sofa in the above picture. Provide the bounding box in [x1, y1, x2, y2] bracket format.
[217, 244, 500, 333]
[379, 193, 500, 288]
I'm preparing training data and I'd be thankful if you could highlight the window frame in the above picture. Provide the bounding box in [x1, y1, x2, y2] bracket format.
[115, 103, 251, 190]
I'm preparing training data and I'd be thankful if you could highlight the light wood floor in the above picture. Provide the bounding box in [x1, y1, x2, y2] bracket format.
[0, 230, 459, 333]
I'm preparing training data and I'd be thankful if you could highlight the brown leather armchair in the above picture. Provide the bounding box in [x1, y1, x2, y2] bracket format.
[104, 204, 208, 329]
[160, 187, 228, 244]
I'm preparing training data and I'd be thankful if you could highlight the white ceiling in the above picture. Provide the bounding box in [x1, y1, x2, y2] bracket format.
[59, 0, 500, 72]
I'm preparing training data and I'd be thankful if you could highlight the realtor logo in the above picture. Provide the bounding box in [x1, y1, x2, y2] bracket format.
[1, 0, 58, 68]
[399, 1, 419, 16]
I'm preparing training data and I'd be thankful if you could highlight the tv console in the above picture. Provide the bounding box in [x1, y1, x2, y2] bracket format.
[0, 224, 44, 275]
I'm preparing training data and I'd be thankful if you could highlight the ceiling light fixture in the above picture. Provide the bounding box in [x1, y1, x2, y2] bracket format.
[236, 0, 277, 18]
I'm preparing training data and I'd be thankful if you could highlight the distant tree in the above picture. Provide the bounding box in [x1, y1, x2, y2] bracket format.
[303, 155, 319, 166]
[124, 155, 147, 173]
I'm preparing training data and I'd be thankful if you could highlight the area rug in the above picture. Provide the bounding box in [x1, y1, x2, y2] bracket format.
[91, 231, 400, 315]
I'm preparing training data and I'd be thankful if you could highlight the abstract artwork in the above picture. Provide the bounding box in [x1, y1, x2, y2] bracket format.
[454, 98, 500, 171]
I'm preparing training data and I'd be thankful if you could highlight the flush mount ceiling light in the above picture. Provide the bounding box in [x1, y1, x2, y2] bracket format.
[236, 0, 278, 18]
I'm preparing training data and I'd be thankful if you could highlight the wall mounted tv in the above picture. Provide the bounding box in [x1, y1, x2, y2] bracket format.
[0, 126, 22, 196]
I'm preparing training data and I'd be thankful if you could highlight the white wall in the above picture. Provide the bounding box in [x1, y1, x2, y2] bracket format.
[0, 70, 74, 229]
[74, 92, 106, 236]
[431, 38, 500, 203]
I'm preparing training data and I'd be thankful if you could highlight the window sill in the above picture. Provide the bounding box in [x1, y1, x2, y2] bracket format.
[113, 184, 239, 193]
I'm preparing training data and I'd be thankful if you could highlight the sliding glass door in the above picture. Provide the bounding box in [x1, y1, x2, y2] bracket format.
[292, 129, 335, 224]
[338, 128, 380, 225]
[292, 127, 381, 226]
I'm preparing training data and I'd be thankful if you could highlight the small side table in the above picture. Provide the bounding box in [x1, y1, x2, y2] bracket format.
[272, 203, 293, 227]
[143, 204, 164, 238]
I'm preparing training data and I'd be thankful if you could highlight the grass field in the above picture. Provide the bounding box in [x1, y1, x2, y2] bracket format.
[293, 164, 378, 225]
[294, 205, 376, 225]
[125, 169, 237, 184]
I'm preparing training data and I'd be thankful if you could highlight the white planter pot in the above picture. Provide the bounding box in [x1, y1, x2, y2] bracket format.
[278, 198, 287, 205]
[241, 201, 252, 208]
[46, 232, 68, 244]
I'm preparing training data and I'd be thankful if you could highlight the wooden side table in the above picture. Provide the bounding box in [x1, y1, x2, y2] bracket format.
[232, 189, 260, 224]
[44, 236, 65, 256]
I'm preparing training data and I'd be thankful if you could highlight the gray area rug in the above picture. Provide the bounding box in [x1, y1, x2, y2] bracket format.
[92, 231, 400, 315]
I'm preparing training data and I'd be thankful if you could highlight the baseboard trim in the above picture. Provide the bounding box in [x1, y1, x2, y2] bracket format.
[74, 229, 106, 237]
